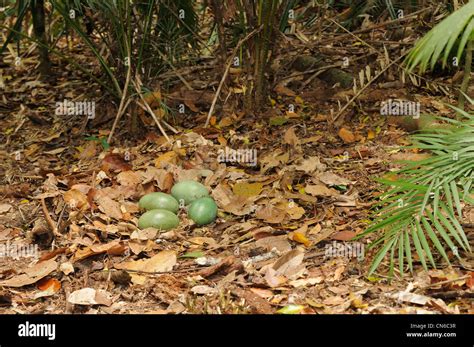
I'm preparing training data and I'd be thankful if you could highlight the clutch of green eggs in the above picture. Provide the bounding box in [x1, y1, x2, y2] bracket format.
[137, 181, 217, 230]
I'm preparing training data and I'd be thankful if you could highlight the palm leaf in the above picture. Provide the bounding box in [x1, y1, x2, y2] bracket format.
[405, 0, 474, 72]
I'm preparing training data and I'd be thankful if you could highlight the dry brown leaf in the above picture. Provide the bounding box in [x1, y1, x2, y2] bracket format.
[272, 249, 305, 279]
[232, 182, 263, 198]
[116, 170, 142, 187]
[64, 189, 89, 210]
[68, 288, 113, 306]
[284, 127, 300, 147]
[72, 240, 127, 262]
[256, 205, 286, 224]
[256, 235, 292, 253]
[155, 151, 178, 168]
[95, 195, 123, 220]
[318, 172, 353, 186]
[115, 250, 177, 284]
[338, 127, 356, 143]
[293, 156, 326, 173]
[0, 204, 12, 214]
[305, 184, 335, 197]
[0, 259, 57, 287]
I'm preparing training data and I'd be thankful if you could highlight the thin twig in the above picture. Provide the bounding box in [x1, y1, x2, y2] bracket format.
[135, 101, 179, 134]
[320, 7, 432, 45]
[205, 27, 262, 127]
[110, 267, 198, 275]
[157, 50, 193, 91]
[133, 77, 171, 143]
[108, 40, 133, 144]
[40, 198, 61, 237]
[333, 53, 407, 122]
[420, 275, 470, 290]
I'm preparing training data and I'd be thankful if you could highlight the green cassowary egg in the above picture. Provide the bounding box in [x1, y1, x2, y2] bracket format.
[138, 209, 179, 230]
[139, 192, 179, 213]
[171, 180, 209, 205]
[188, 197, 218, 226]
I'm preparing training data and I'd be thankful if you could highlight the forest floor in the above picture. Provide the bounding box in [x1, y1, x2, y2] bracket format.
[0, 24, 473, 314]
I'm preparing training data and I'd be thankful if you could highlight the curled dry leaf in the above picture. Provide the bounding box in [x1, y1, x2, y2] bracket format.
[116, 170, 142, 187]
[318, 172, 353, 186]
[59, 262, 75, 275]
[0, 203, 12, 214]
[338, 127, 356, 143]
[305, 184, 335, 197]
[115, 250, 177, 284]
[95, 195, 123, 220]
[264, 249, 306, 287]
[256, 205, 286, 224]
[256, 235, 292, 253]
[64, 189, 89, 210]
[33, 277, 61, 299]
[292, 156, 326, 173]
[68, 288, 113, 306]
[72, 240, 127, 262]
[0, 259, 57, 287]
[232, 182, 263, 198]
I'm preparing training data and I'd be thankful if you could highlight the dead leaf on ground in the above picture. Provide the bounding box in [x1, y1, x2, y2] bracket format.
[0, 259, 57, 287]
[292, 156, 326, 173]
[0, 204, 12, 214]
[72, 240, 127, 262]
[33, 277, 61, 299]
[256, 205, 286, 224]
[318, 172, 353, 186]
[232, 182, 263, 198]
[68, 288, 113, 306]
[115, 250, 177, 284]
[95, 195, 123, 220]
[256, 235, 292, 253]
[338, 127, 356, 143]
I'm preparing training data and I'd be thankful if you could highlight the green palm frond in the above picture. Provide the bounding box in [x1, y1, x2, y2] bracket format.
[405, 0, 474, 73]
[362, 105, 474, 276]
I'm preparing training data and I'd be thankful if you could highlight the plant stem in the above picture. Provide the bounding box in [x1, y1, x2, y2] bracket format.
[31, 0, 51, 76]
[458, 39, 473, 116]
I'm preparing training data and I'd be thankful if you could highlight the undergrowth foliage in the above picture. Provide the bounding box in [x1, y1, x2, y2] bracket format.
[361, 99, 474, 276]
